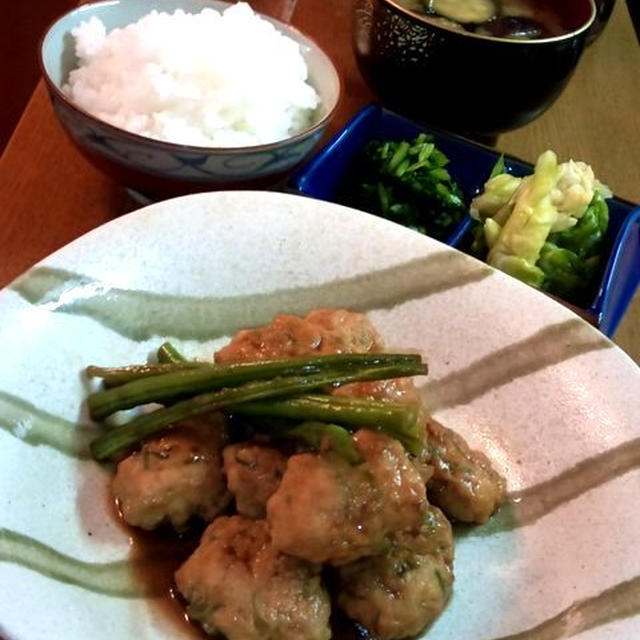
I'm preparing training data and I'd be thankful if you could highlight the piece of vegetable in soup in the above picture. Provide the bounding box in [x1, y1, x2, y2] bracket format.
[396, 0, 566, 39]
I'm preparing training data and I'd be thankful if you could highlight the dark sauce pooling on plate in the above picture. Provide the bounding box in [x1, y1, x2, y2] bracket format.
[110, 495, 207, 640]
[122, 506, 375, 640]
[128, 526, 207, 639]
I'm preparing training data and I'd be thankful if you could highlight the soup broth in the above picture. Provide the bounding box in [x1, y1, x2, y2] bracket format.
[396, 0, 567, 39]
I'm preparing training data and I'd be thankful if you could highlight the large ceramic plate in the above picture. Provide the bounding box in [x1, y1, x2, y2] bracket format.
[1, 191, 638, 640]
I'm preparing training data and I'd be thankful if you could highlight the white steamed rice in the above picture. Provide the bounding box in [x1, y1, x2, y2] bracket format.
[63, 3, 320, 147]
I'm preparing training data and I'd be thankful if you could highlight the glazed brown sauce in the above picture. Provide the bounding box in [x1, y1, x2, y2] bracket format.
[112, 497, 375, 640]
[109, 498, 206, 639]
[128, 529, 206, 640]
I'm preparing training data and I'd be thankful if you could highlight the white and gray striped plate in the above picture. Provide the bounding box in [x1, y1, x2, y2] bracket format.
[1, 191, 638, 640]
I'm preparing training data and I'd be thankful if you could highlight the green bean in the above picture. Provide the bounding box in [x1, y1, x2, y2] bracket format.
[231, 394, 419, 436]
[87, 353, 425, 420]
[276, 421, 363, 465]
[233, 394, 424, 455]
[157, 342, 188, 364]
[86, 363, 209, 388]
[89, 361, 428, 461]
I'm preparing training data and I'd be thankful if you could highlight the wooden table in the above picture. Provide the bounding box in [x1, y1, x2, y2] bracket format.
[1, 0, 639, 363]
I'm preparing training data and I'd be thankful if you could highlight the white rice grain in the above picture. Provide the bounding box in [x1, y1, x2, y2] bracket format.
[63, 3, 320, 147]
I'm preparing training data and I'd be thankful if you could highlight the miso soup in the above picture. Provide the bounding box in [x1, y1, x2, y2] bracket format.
[395, 0, 567, 39]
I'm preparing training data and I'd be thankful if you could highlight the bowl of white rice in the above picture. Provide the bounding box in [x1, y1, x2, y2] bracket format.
[40, 0, 341, 197]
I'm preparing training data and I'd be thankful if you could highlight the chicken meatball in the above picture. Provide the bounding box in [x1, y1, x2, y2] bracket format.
[112, 416, 229, 530]
[338, 550, 452, 640]
[425, 417, 506, 524]
[337, 506, 454, 640]
[267, 429, 427, 566]
[393, 504, 454, 565]
[333, 361, 505, 524]
[175, 516, 331, 640]
[336, 370, 504, 524]
[354, 429, 428, 534]
[215, 307, 505, 526]
[305, 308, 385, 354]
[214, 308, 384, 363]
[223, 443, 287, 519]
[333, 376, 423, 405]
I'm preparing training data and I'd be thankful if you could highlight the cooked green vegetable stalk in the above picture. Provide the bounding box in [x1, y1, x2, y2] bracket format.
[89, 360, 428, 461]
[272, 421, 363, 465]
[87, 353, 425, 420]
[157, 341, 188, 364]
[231, 394, 423, 455]
[233, 394, 418, 432]
[341, 133, 467, 240]
[86, 362, 210, 388]
[470, 151, 611, 303]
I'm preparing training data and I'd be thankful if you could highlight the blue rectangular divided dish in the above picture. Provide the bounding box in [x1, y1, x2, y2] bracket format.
[290, 104, 640, 338]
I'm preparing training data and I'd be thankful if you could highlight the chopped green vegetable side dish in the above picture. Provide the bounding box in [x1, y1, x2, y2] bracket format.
[540, 192, 608, 300]
[469, 150, 611, 304]
[340, 134, 467, 240]
[548, 192, 609, 259]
